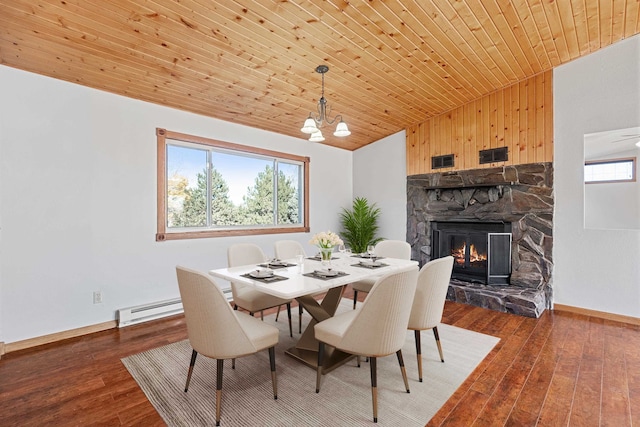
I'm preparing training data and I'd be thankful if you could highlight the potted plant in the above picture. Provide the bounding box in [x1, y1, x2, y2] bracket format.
[339, 197, 383, 254]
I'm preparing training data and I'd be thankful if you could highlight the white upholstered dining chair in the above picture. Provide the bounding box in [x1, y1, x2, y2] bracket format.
[227, 243, 293, 337]
[314, 265, 419, 423]
[176, 266, 279, 427]
[273, 240, 308, 333]
[352, 239, 412, 309]
[408, 256, 454, 382]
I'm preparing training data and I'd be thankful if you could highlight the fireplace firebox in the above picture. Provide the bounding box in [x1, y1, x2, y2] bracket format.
[431, 221, 512, 285]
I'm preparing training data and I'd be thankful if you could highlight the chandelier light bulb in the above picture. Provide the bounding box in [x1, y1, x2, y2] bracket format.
[309, 130, 325, 142]
[301, 115, 319, 134]
[333, 120, 351, 137]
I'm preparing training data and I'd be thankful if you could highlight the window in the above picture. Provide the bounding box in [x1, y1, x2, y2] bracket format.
[584, 157, 636, 184]
[156, 128, 310, 241]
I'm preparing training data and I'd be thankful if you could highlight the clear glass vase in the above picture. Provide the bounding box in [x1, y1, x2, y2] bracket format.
[320, 247, 333, 269]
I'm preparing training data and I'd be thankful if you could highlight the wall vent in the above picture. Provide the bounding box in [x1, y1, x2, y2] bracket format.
[479, 147, 508, 164]
[431, 154, 455, 169]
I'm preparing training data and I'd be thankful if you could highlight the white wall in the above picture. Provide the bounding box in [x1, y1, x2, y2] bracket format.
[584, 149, 640, 230]
[0, 65, 353, 343]
[554, 34, 640, 317]
[352, 131, 407, 241]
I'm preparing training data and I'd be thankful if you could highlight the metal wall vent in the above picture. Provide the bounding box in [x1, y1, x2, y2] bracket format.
[431, 154, 455, 169]
[479, 147, 508, 164]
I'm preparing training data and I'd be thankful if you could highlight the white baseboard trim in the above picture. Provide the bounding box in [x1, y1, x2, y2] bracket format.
[553, 304, 640, 326]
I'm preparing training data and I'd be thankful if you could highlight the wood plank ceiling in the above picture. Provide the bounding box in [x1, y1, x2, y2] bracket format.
[1, 1, 639, 150]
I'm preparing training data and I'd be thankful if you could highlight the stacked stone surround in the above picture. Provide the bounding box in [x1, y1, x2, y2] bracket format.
[406, 163, 554, 318]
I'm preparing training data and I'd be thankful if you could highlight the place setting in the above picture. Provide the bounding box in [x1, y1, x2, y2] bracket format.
[241, 268, 289, 283]
[351, 244, 387, 268]
[257, 258, 296, 269]
[303, 267, 349, 280]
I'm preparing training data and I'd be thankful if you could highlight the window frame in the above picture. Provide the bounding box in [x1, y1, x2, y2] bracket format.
[584, 157, 636, 184]
[156, 128, 310, 241]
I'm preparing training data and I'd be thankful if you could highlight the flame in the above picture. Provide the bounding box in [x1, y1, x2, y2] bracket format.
[451, 244, 487, 265]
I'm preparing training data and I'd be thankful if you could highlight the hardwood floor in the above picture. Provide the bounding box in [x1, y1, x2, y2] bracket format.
[1, 292, 638, 426]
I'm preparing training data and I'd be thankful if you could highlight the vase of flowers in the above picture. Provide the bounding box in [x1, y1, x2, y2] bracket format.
[309, 231, 343, 268]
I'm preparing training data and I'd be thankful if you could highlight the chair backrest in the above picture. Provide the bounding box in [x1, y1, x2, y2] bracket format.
[339, 265, 418, 356]
[408, 256, 454, 330]
[176, 266, 257, 359]
[274, 240, 307, 259]
[375, 240, 411, 259]
[227, 243, 268, 299]
[227, 243, 267, 267]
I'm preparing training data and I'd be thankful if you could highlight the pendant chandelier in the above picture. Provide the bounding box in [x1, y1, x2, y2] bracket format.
[300, 65, 351, 142]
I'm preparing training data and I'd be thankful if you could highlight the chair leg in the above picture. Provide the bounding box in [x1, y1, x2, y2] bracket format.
[298, 304, 303, 334]
[396, 350, 410, 393]
[234, 304, 238, 310]
[316, 342, 325, 393]
[433, 326, 444, 362]
[286, 303, 293, 337]
[353, 290, 358, 309]
[369, 356, 378, 423]
[269, 346, 278, 400]
[415, 330, 423, 382]
[184, 350, 198, 392]
[260, 310, 264, 320]
[275, 305, 281, 322]
[215, 359, 224, 426]
[232, 358, 235, 369]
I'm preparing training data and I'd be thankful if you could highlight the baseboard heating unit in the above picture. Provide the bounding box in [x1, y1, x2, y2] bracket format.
[117, 288, 232, 328]
[118, 298, 184, 328]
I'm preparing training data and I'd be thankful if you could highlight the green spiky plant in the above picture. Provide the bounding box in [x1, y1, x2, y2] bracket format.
[339, 197, 383, 254]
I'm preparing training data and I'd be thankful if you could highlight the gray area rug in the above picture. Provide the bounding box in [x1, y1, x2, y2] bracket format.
[122, 303, 499, 426]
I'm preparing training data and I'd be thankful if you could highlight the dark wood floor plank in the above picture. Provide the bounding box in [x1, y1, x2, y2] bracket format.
[569, 317, 605, 427]
[601, 328, 632, 426]
[470, 315, 537, 396]
[536, 312, 585, 426]
[509, 312, 572, 422]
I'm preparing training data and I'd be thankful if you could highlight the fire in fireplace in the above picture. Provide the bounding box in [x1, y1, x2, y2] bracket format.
[431, 221, 512, 285]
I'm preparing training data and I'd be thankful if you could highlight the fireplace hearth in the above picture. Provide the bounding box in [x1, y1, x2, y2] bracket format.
[407, 163, 554, 318]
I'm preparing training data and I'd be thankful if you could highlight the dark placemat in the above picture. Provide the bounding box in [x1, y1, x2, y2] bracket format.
[241, 273, 289, 283]
[351, 262, 388, 269]
[303, 271, 349, 281]
[257, 262, 296, 269]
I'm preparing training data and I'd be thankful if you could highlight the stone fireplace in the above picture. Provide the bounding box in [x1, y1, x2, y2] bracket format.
[406, 163, 553, 317]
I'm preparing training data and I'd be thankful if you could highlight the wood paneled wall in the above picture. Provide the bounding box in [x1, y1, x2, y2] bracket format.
[406, 71, 553, 175]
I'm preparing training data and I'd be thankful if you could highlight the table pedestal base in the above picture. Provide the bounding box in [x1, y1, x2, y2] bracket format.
[284, 285, 355, 374]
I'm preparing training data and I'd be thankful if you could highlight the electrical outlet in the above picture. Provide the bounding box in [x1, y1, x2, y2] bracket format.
[93, 291, 103, 304]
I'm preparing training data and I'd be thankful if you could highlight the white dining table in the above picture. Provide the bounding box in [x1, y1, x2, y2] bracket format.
[209, 253, 419, 373]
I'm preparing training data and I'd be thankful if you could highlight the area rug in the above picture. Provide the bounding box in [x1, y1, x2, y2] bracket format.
[122, 303, 499, 426]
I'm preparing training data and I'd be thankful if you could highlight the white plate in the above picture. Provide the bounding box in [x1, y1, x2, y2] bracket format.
[250, 269, 274, 278]
[267, 260, 287, 267]
[360, 260, 382, 267]
[314, 269, 339, 277]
